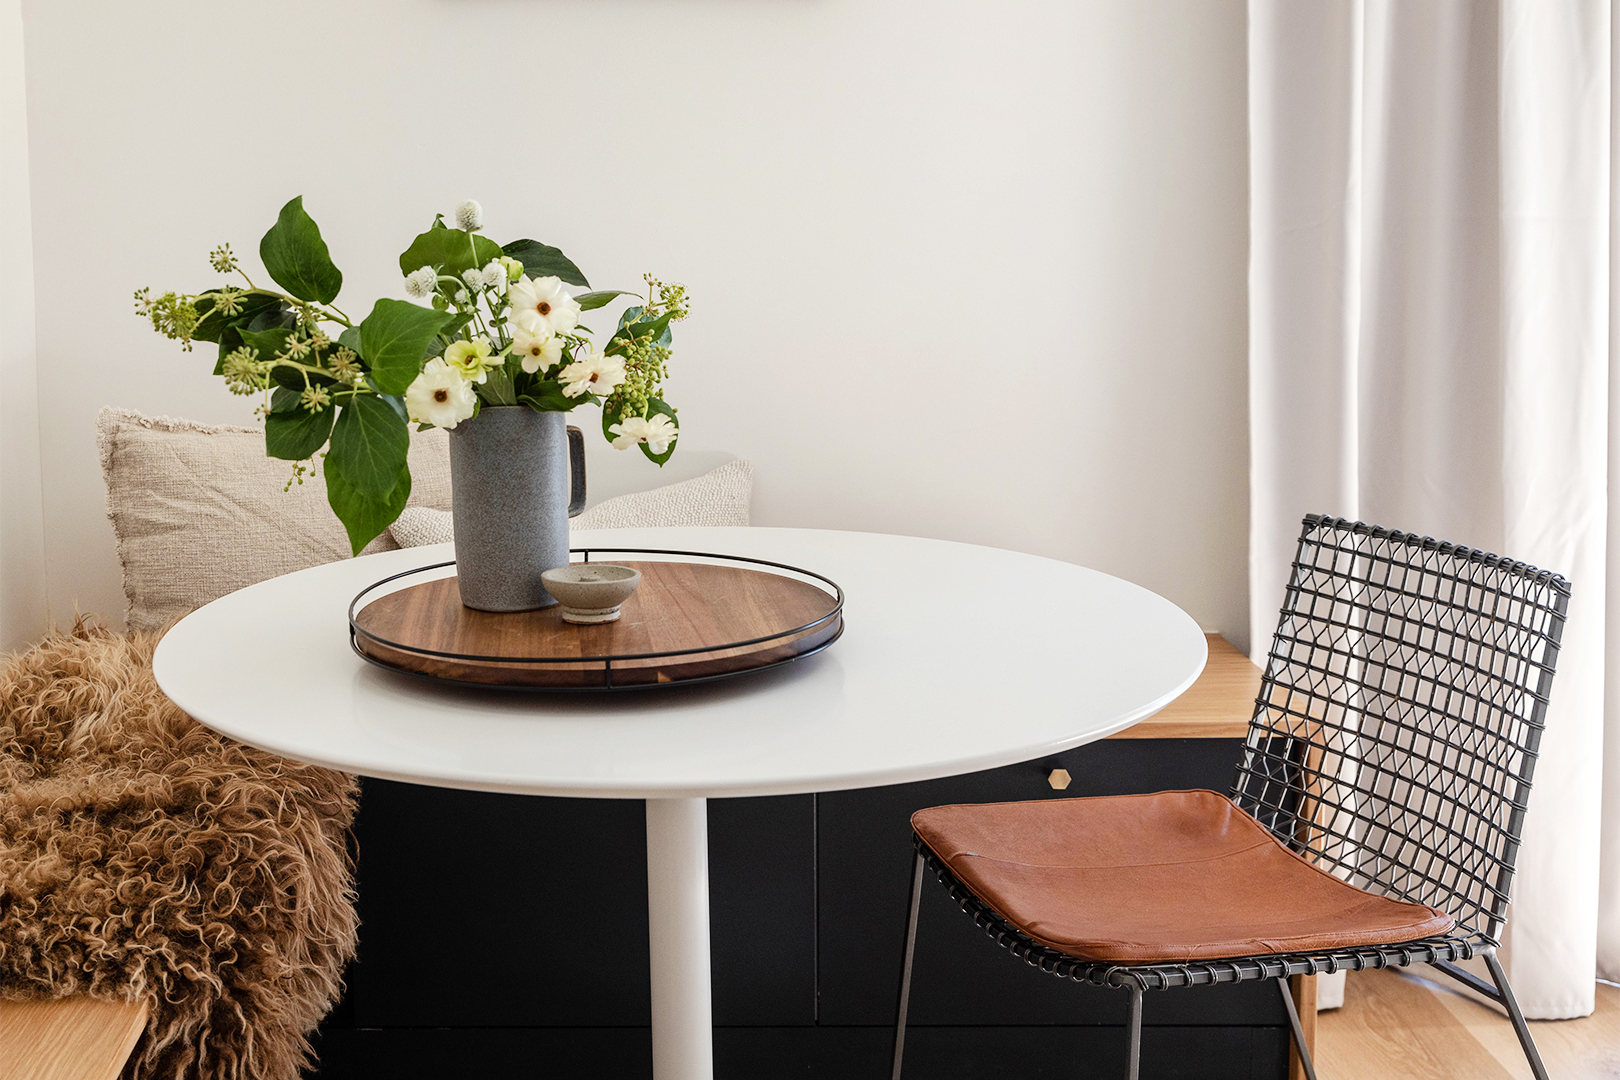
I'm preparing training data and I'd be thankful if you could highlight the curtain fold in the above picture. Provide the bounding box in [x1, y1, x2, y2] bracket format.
[1249, 0, 1615, 1018]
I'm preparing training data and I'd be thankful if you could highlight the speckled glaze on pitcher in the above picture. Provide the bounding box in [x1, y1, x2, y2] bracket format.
[446, 407, 585, 612]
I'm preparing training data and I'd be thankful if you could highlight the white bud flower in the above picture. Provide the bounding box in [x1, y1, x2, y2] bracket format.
[461, 267, 484, 289]
[454, 288, 470, 306]
[404, 266, 438, 300]
[481, 261, 506, 289]
[455, 199, 483, 231]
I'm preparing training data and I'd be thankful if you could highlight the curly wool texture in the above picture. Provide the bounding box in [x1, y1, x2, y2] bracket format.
[0, 622, 359, 1080]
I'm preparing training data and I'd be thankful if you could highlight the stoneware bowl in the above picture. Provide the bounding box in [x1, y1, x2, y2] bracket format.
[540, 564, 643, 625]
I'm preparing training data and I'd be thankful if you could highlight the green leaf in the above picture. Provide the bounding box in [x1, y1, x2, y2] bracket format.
[601, 394, 630, 443]
[432, 312, 475, 354]
[608, 310, 674, 354]
[328, 393, 411, 496]
[575, 289, 633, 311]
[375, 391, 410, 424]
[265, 393, 335, 461]
[518, 381, 583, 412]
[269, 367, 336, 393]
[238, 325, 292, 362]
[357, 299, 454, 395]
[339, 326, 363, 355]
[247, 304, 297, 333]
[398, 227, 502, 278]
[193, 290, 284, 343]
[238, 326, 337, 392]
[259, 196, 343, 304]
[479, 365, 517, 406]
[325, 452, 410, 556]
[501, 239, 588, 287]
[640, 396, 679, 465]
[213, 300, 295, 374]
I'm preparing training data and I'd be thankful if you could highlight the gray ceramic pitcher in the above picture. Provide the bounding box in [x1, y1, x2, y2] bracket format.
[446, 406, 586, 611]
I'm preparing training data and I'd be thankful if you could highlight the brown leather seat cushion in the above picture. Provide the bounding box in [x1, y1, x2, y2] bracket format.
[911, 789, 1453, 964]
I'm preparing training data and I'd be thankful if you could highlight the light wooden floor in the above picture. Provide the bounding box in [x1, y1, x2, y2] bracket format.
[0, 998, 147, 1080]
[1317, 969, 1620, 1079]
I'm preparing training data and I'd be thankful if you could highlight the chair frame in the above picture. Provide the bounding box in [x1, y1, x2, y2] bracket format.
[892, 515, 1570, 1080]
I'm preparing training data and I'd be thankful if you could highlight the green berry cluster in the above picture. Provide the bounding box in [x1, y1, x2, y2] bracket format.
[133, 288, 201, 351]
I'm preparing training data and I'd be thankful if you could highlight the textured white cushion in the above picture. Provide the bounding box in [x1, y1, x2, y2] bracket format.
[97, 407, 454, 632]
[389, 459, 753, 548]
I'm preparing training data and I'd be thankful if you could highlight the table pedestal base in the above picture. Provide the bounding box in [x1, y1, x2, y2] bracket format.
[646, 797, 713, 1080]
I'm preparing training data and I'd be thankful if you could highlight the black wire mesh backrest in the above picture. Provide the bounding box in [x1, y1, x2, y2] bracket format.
[1231, 515, 1570, 946]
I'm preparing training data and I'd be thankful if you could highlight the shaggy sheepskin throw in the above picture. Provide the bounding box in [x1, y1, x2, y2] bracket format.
[0, 622, 359, 1080]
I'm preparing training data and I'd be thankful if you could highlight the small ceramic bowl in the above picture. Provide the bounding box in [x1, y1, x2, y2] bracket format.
[540, 564, 642, 624]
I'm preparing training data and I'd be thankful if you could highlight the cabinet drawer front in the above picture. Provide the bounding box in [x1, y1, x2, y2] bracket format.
[346, 783, 815, 1028]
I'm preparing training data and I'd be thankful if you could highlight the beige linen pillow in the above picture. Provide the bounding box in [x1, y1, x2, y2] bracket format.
[98, 407, 453, 632]
[388, 459, 753, 548]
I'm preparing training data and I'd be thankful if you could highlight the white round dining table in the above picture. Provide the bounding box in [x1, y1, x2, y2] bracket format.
[153, 526, 1207, 1080]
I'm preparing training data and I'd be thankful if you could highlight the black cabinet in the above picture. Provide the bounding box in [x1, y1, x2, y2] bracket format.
[311, 740, 1288, 1080]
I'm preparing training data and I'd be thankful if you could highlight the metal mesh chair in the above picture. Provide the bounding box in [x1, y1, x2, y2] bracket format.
[892, 514, 1570, 1080]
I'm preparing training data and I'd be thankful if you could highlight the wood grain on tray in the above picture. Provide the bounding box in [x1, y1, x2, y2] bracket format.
[352, 560, 841, 688]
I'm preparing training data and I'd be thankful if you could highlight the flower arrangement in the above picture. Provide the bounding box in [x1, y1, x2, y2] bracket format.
[137, 197, 687, 552]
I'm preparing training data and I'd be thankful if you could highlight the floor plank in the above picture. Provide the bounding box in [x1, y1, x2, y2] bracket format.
[0, 997, 148, 1080]
[1316, 968, 1514, 1080]
[1420, 974, 1620, 1080]
[1317, 969, 1620, 1080]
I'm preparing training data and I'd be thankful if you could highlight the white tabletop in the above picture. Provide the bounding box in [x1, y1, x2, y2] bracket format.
[153, 527, 1207, 799]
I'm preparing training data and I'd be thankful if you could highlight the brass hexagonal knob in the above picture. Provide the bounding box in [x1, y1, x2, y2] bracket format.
[1047, 768, 1072, 791]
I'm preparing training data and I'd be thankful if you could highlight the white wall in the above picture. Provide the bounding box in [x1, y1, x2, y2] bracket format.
[1, 0, 47, 652]
[19, 0, 1251, 651]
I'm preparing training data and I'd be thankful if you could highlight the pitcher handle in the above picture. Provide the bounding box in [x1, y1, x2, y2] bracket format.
[566, 425, 587, 517]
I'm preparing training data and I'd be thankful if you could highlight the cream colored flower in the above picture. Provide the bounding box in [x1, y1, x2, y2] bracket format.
[444, 338, 497, 383]
[609, 413, 678, 455]
[513, 325, 563, 374]
[499, 256, 524, 282]
[559, 350, 626, 398]
[406, 359, 477, 429]
[509, 275, 580, 336]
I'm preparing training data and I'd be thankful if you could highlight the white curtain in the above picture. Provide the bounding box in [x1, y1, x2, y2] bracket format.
[1249, 0, 1617, 1018]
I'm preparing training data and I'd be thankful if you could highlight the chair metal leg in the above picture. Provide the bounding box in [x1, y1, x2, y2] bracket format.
[1483, 952, 1551, 1080]
[1276, 977, 1319, 1080]
[1125, 982, 1143, 1080]
[890, 852, 926, 1080]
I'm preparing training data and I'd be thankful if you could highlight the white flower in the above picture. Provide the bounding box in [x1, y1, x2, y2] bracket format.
[461, 267, 485, 289]
[406, 358, 478, 429]
[404, 266, 438, 300]
[454, 288, 469, 306]
[609, 413, 679, 455]
[559, 350, 627, 398]
[455, 199, 483, 231]
[445, 338, 497, 383]
[509, 275, 580, 336]
[513, 325, 563, 374]
[481, 261, 507, 289]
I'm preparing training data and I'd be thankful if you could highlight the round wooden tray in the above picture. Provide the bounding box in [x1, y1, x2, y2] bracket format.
[348, 549, 844, 691]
